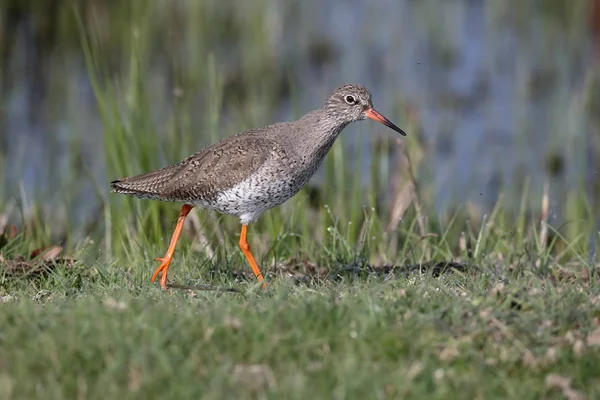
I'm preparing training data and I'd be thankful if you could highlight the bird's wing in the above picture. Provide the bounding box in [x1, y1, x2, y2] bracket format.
[111, 134, 278, 202]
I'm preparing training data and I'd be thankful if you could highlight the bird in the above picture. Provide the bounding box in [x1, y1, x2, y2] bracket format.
[110, 83, 406, 290]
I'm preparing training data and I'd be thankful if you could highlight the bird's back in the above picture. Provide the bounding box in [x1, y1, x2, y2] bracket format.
[111, 123, 294, 204]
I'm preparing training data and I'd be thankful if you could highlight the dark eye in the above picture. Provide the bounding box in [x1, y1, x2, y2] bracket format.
[344, 95, 356, 104]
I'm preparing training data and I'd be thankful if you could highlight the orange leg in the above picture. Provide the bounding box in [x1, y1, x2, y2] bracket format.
[151, 204, 194, 290]
[238, 224, 266, 290]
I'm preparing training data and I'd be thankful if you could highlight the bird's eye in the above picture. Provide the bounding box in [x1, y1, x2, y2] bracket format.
[344, 95, 356, 104]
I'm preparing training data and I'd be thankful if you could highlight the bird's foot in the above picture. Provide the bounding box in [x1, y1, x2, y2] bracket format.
[151, 256, 172, 290]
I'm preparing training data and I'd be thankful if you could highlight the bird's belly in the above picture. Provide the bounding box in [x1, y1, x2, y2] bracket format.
[197, 156, 322, 224]
[206, 173, 303, 224]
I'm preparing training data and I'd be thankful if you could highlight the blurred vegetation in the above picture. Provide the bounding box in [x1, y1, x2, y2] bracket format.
[0, 0, 598, 273]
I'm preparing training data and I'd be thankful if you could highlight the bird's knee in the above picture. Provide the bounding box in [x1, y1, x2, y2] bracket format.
[239, 240, 250, 251]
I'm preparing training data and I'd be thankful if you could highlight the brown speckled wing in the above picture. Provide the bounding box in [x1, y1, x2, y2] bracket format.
[111, 135, 276, 203]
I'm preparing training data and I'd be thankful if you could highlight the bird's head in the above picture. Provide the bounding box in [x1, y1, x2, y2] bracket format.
[323, 83, 406, 136]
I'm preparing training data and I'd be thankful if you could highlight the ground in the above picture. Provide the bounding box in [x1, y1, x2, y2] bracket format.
[0, 251, 599, 399]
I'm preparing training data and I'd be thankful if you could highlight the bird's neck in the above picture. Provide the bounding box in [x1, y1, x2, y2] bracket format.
[288, 109, 349, 161]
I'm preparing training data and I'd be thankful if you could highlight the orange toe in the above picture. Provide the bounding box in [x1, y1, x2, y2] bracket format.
[151, 258, 171, 289]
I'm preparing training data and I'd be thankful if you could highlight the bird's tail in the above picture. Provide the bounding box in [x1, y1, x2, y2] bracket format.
[110, 164, 182, 200]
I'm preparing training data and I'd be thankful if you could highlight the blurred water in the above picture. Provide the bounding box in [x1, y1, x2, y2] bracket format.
[0, 0, 594, 227]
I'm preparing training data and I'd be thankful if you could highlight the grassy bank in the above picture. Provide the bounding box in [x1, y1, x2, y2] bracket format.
[1, 205, 599, 399]
[0, 256, 599, 399]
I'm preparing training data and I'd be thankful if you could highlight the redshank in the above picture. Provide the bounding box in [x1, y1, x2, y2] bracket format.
[111, 83, 406, 290]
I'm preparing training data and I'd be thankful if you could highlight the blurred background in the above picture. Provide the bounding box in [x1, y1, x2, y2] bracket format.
[0, 0, 599, 266]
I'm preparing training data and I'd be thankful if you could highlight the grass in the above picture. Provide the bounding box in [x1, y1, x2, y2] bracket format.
[0, 256, 599, 399]
[1, 203, 600, 399]
[1, 0, 600, 398]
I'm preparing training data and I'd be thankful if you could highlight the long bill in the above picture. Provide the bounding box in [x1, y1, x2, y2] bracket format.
[366, 108, 406, 136]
